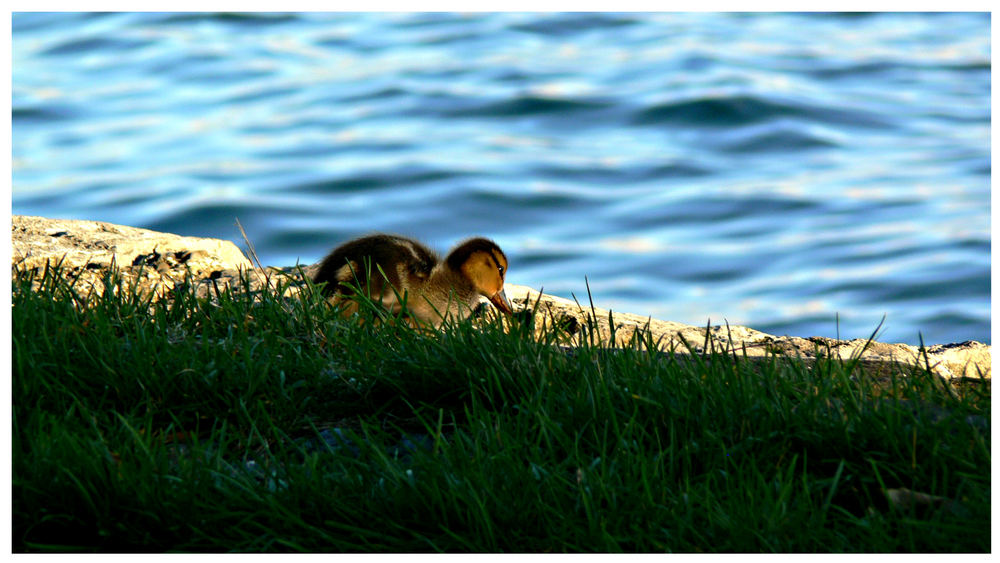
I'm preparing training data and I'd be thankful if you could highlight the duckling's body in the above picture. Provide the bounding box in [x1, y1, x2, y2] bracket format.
[313, 234, 513, 326]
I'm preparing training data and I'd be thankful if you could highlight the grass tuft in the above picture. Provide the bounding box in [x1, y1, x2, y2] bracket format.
[12, 264, 990, 552]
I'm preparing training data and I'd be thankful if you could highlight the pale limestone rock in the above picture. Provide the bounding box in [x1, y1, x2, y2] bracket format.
[13, 215, 251, 272]
[502, 284, 991, 381]
[11, 215, 990, 381]
[12, 215, 255, 300]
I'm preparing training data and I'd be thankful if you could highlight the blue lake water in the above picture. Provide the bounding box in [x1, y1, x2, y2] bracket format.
[12, 12, 991, 345]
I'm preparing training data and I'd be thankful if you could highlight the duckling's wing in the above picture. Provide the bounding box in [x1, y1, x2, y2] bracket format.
[393, 236, 437, 281]
[315, 234, 441, 298]
[314, 235, 396, 295]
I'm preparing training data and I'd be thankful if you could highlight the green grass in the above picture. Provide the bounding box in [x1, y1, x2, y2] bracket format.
[12, 264, 990, 552]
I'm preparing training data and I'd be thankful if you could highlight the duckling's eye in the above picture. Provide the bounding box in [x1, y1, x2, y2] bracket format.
[498, 266, 505, 276]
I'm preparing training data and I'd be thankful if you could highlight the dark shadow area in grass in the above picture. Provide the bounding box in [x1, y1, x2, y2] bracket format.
[12, 264, 991, 552]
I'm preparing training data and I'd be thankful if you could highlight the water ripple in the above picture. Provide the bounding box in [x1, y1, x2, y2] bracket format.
[446, 95, 613, 118]
[632, 94, 891, 129]
[287, 166, 468, 195]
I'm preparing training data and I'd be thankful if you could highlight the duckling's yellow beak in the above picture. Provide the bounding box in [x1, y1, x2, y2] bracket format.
[488, 288, 513, 315]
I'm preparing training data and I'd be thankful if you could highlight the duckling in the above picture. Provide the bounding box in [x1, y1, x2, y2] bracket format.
[312, 234, 513, 327]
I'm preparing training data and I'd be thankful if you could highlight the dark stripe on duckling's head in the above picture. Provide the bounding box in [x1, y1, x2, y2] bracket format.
[445, 237, 507, 272]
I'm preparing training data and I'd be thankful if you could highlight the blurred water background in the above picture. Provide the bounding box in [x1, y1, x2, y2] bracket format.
[12, 12, 990, 345]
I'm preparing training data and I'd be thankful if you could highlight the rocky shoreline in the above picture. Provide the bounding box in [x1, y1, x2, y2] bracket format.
[11, 214, 991, 382]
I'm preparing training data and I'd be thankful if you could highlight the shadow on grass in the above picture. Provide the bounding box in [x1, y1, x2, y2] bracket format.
[12, 264, 990, 552]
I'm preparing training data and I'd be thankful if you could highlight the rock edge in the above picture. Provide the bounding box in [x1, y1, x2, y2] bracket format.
[11, 215, 991, 381]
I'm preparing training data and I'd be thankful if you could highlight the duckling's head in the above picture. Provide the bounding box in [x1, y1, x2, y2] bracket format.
[446, 237, 514, 315]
